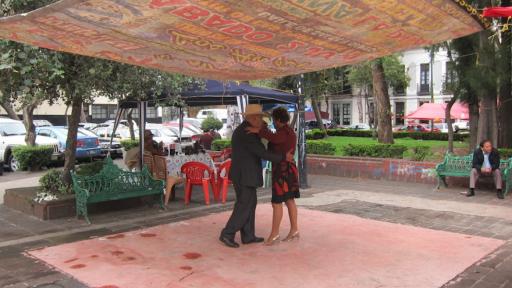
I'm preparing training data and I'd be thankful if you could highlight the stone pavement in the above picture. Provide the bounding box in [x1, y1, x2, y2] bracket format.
[1, 174, 512, 287]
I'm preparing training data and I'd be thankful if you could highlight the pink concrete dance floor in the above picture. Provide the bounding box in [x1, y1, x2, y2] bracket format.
[28, 205, 503, 288]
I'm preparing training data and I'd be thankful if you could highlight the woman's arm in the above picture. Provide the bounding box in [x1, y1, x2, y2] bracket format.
[259, 126, 287, 144]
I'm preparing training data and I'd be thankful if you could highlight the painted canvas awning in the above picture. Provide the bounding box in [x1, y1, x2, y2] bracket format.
[0, 0, 489, 80]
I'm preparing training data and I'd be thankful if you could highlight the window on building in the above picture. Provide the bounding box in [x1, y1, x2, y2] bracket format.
[395, 102, 405, 125]
[444, 61, 456, 92]
[342, 103, 351, 126]
[146, 107, 157, 118]
[368, 102, 375, 126]
[342, 69, 351, 94]
[91, 105, 108, 119]
[394, 65, 406, 95]
[107, 105, 117, 119]
[332, 103, 341, 125]
[419, 63, 430, 94]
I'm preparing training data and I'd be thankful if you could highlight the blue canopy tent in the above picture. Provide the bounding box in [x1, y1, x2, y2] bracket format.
[116, 79, 300, 172]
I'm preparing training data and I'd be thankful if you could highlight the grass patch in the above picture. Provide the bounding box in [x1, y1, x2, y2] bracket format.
[322, 136, 468, 161]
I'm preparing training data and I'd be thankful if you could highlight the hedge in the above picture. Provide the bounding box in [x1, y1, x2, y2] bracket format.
[307, 140, 336, 155]
[120, 139, 139, 150]
[410, 145, 431, 161]
[75, 161, 105, 176]
[342, 143, 408, 159]
[305, 129, 326, 140]
[319, 129, 468, 141]
[39, 169, 71, 195]
[212, 139, 232, 151]
[12, 145, 53, 171]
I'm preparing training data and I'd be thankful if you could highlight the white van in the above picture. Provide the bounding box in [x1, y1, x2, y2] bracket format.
[196, 109, 228, 123]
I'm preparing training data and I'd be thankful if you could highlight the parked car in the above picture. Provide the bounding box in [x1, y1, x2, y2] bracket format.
[90, 126, 133, 141]
[102, 119, 139, 130]
[33, 119, 53, 127]
[79, 122, 98, 130]
[0, 118, 60, 171]
[163, 121, 203, 134]
[145, 123, 179, 147]
[346, 123, 371, 130]
[305, 120, 336, 130]
[395, 124, 440, 133]
[453, 121, 469, 132]
[36, 126, 102, 159]
[80, 128, 123, 159]
[196, 108, 228, 123]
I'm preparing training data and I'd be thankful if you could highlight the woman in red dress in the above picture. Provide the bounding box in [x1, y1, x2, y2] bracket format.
[247, 107, 300, 245]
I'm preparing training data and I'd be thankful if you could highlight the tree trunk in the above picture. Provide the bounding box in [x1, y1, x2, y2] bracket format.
[22, 104, 37, 146]
[371, 60, 394, 144]
[469, 100, 479, 150]
[80, 103, 87, 123]
[62, 96, 82, 185]
[127, 108, 136, 140]
[1, 101, 19, 120]
[311, 96, 327, 135]
[498, 0, 512, 148]
[446, 97, 457, 153]
[476, 29, 498, 146]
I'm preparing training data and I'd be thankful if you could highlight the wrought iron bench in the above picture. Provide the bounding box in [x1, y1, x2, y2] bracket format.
[435, 153, 512, 195]
[71, 157, 164, 224]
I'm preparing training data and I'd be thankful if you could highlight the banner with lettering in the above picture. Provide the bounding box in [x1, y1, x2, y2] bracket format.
[0, 0, 488, 80]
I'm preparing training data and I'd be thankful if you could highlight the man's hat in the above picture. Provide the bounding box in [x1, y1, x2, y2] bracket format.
[242, 104, 266, 116]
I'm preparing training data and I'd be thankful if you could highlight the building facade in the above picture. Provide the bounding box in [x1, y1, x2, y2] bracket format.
[323, 48, 456, 127]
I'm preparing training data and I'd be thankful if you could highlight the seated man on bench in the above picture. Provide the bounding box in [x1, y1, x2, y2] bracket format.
[465, 139, 503, 199]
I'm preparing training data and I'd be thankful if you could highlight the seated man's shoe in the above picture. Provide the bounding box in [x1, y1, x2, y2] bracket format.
[219, 236, 239, 248]
[498, 189, 505, 199]
[242, 237, 264, 244]
[465, 188, 475, 197]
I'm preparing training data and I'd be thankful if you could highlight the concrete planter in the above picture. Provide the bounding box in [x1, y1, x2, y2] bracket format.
[3, 187, 76, 220]
[3, 187, 155, 220]
[306, 155, 470, 188]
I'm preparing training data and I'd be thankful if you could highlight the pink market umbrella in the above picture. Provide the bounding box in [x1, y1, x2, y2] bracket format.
[405, 102, 469, 120]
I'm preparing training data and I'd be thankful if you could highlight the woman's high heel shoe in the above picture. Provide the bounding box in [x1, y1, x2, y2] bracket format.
[283, 231, 300, 242]
[264, 235, 280, 246]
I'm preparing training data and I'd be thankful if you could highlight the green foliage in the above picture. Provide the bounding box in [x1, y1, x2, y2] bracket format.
[499, 148, 512, 159]
[342, 144, 407, 159]
[39, 169, 71, 195]
[347, 55, 410, 94]
[324, 129, 468, 141]
[307, 140, 336, 155]
[410, 145, 431, 161]
[120, 139, 139, 150]
[212, 139, 231, 151]
[75, 161, 105, 176]
[12, 145, 53, 171]
[306, 129, 326, 140]
[201, 116, 223, 132]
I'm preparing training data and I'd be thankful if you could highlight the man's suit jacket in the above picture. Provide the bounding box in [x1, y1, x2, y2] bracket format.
[472, 148, 500, 172]
[229, 121, 283, 187]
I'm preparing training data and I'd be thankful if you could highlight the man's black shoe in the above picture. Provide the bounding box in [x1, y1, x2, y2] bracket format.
[219, 236, 239, 248]
[466, 189, 475, 197]
[498, 189, 504, 199]
[242, 237, 264, 244]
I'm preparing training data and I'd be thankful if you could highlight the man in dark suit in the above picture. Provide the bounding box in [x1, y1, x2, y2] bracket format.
[219, 104, 293, 248]
[465, 139, 503, 199]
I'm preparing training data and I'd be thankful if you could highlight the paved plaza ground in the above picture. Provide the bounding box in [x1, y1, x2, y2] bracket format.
[1, 173, 512, 287]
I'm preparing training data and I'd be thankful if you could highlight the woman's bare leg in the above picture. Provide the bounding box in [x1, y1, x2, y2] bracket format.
[284, 199, 298, 238]
[265, 203, 283, 244]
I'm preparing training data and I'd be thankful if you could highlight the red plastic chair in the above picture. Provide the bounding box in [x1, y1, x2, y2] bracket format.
[217, 159, 232, 204]
[181, 162, 217, 205]
[222, 148, 232, 159]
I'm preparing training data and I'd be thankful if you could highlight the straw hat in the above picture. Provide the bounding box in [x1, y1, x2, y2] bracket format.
[242, 104, 266, 116]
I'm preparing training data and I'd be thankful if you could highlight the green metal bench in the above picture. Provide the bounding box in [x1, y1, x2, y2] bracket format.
[435, 153, 512, 195]
[71, 157, 164, 224]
